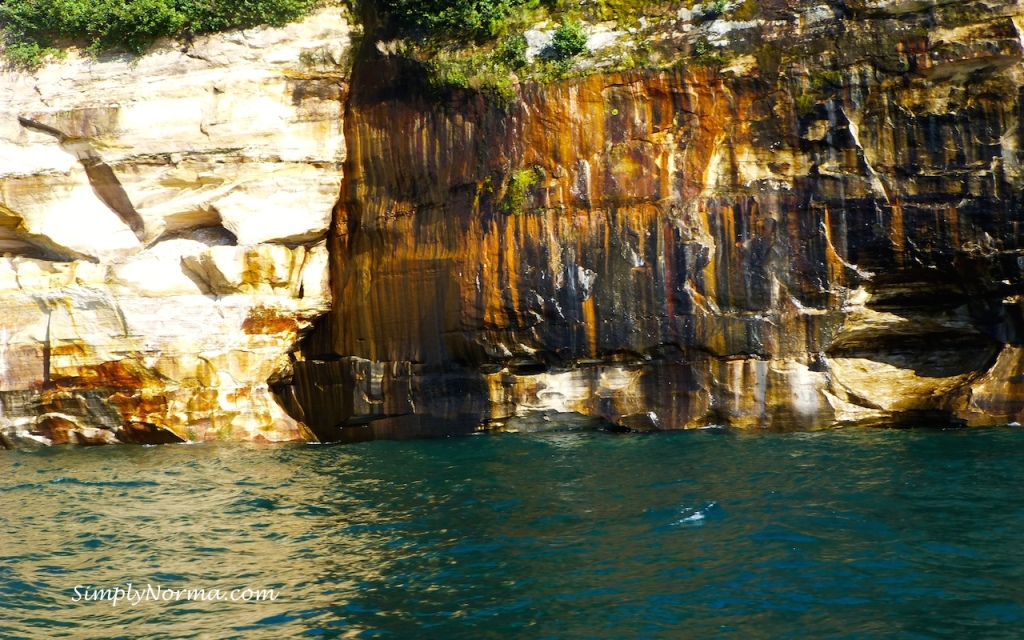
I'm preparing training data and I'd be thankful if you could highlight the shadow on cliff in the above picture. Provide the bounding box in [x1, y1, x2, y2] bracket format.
[273, 28, 497, 443]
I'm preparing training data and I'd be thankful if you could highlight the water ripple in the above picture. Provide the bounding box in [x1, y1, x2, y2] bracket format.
[2, 430, 1024, 638]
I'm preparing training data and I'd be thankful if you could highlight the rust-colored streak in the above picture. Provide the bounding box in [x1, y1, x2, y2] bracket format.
[36, 415, 76, 445]
[242, 308, 300, 335]
[582, 296, 597, 357]
[50, 359, 161, 391]
[286, 26, 1024, 432]
[890, 198, 905, 265]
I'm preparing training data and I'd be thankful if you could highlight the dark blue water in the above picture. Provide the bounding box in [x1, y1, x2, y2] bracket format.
[3, 428, 1024, 639]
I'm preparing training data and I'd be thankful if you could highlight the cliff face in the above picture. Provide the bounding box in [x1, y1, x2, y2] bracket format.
[282, 0, 1024, 438]
[3, 1, 1022, 446]
[0, 8, 353, 447]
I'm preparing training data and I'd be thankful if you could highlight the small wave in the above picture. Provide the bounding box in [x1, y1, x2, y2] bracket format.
[1, 482, 45, 492]
[673, 511, 705, 525]
[671, 501, 720, 527]
[47, 478, 159, 488]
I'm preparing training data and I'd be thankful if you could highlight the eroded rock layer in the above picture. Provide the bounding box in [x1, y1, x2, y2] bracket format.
[0, 8, 353, 447]
[283, 0, 1024, 438]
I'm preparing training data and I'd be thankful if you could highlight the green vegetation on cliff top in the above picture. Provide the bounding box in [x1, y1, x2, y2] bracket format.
[379, 0, 532, 39]
[368, 0, 744, 105]
[1, 0, 727, 80]
[369, 1, 648, 105]
[1, 0, 315, 67]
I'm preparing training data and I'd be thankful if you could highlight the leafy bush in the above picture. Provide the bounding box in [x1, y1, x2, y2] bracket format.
[1, 0, 314, 66]
[700, 0, 728, 20]
[690, 37, 723, 66]
[378, 0, 529, 39]
[3, 41, 58, 68]
[179, 0, 315, 32]
[426, 56, 470, 91]
[502, 166, 540, 214]
[496, 33, 527, 69]
[424, 52, 518, 106]
[809, 68, 843, 91]
[550, 19, 586, 61]
[794, 92, 817, 116]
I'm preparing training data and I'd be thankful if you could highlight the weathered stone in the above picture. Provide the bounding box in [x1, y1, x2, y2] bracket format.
[5, 0, 1024, 445]
[0, 7, 353, 445]
[281, 0, 1024, 436]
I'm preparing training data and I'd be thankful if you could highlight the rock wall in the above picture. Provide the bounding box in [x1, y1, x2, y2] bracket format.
[282, 0, 1024, 438]
[0, 7, 354, 447]
[5, 0, 1024, 446]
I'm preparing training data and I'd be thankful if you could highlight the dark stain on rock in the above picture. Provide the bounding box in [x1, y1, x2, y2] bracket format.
[117, 421, 186, 444]
[282, 21, 1024, 435]
[82, 161, 146, 240]
[35, 414, 78, 445]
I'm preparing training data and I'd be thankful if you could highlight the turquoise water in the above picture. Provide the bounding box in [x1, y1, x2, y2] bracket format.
[3, 428, 1024, 639]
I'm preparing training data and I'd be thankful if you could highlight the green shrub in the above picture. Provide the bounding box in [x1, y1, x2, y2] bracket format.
[379, 0, 529, 39]
[3, 41, 58, 68]
[550, 19, 586, 61]
[425, 53, 519, 107]
[496, 33, 527, 69]
[179, 0, 315, 32]
[426, 56, 470, 91]
[703, 0, 728, 19]
[809, 68, 843, 92]
[502, 166, 540, 214]
[1, 0, 314, 67]
[794, 92, 816, 116]
[101, 0, 187, 54]
[690, 38, 723, 66]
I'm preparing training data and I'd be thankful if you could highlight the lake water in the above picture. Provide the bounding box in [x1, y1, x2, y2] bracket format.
[3, 427, 1024, 639]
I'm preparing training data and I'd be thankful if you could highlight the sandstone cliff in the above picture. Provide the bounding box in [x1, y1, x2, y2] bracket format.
[5, 0, 1024, 447]
[280, 0, 1024, 439]
[0, 7, 354, 446]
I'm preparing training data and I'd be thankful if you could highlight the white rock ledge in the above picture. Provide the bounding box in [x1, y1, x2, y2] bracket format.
[0, 6, 354, 446]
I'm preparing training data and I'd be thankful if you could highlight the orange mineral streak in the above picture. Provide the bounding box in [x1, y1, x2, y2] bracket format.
[947, 204, 960, 250]
[697, 200, 719, 310]
[242, 308, 300, 336]
[582, 296, 598, 357]
[822, 205, 847, 288]
[890, 198, 905, 265]
[304, 22, 1024, 432]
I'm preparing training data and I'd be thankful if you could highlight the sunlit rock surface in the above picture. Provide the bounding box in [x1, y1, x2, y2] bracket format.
[281, 0, 1024, 439]
[0, 7, 352, 447]
[4, 0, 1024, 446]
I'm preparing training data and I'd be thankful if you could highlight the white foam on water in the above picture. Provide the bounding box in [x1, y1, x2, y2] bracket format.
[671, 501, 719, 527]
[672, 510, 706, 526]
